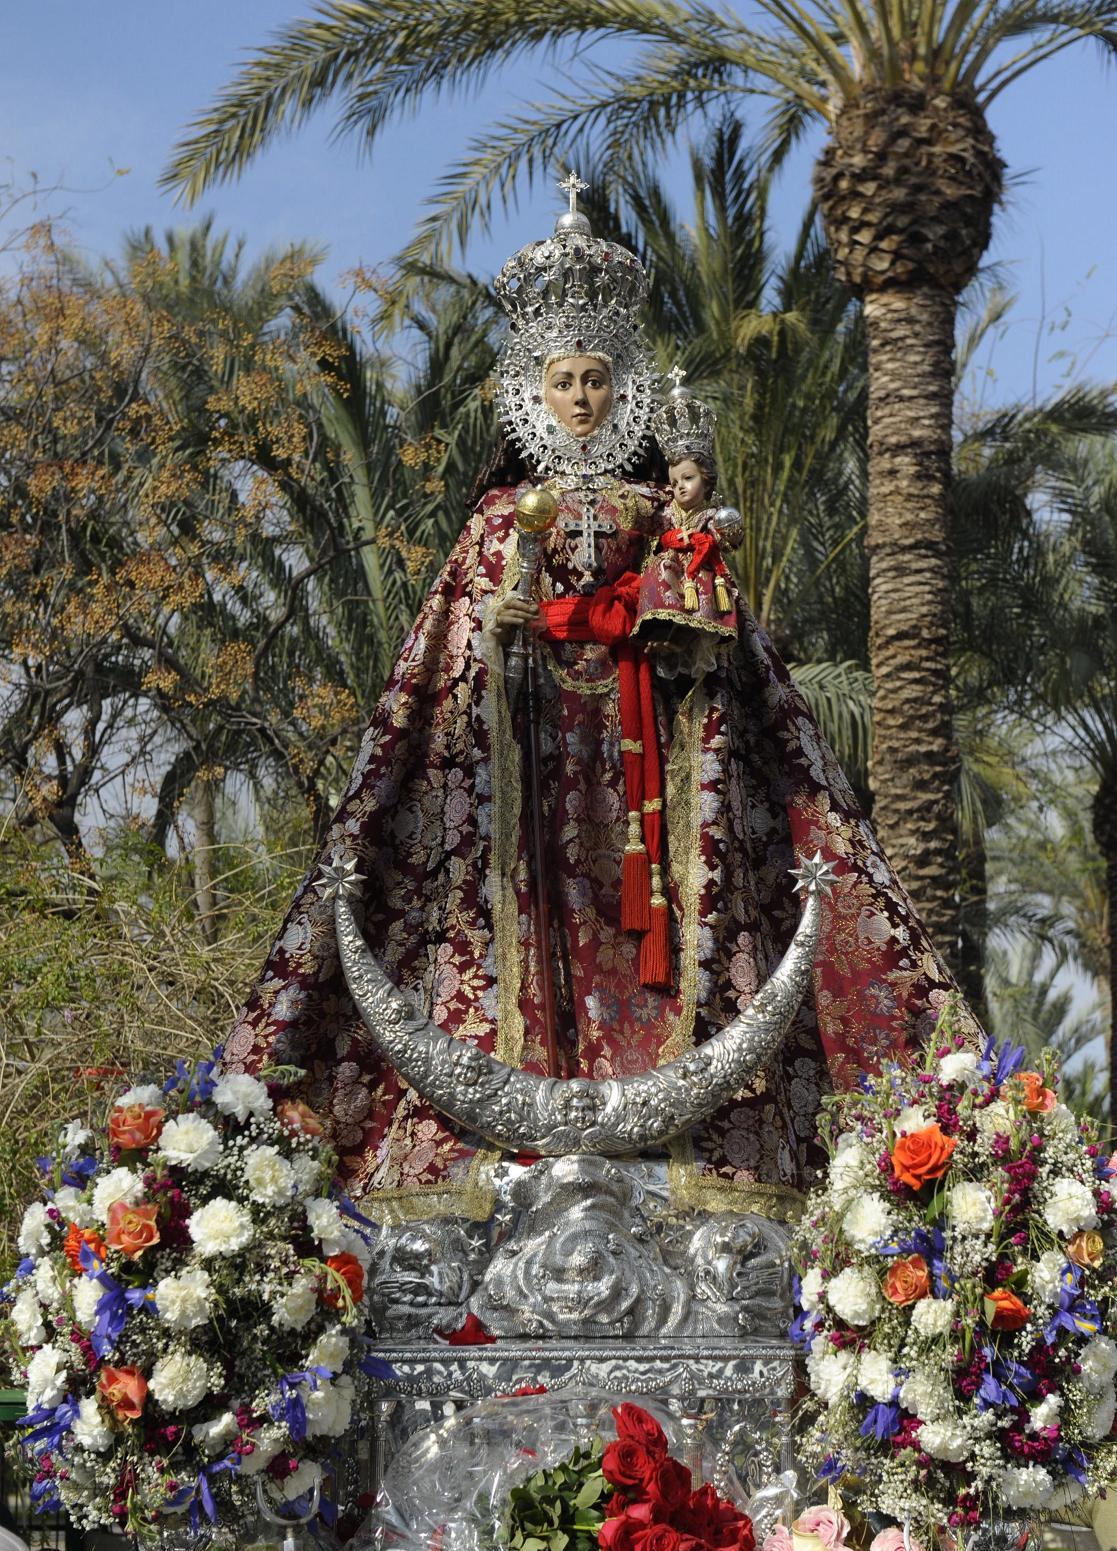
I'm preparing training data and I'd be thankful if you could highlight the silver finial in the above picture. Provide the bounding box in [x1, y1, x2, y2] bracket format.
[666, 363, 689, 396]
[789, 850, 840, 899]
[314, 851, 366, 903]
[555, 169, 592, 236]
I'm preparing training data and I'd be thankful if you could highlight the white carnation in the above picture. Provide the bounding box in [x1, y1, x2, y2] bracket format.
[911, 1296, 955, 1338]
[1029, 1250, 1067, 1307]
[18, 1202, 52, 1258]
[11, 1285, 46, 1346]
[938, 1051, 978, 1083]
[1080, 1336, 1117, 1394]
[212, 1073, 271, 1123]
[1028, 1394, 1061, 1433]
[900, 1366, 951, 1422]
[150, 1349, 210, 1411]
[306, 1332, 350, 1373]
[53, 1186, 94, 1227]
[858, 1349, 897, 1403]
[895, 1106, 929, 1134]
[188, 1198, 254, 1258]
[800, 1267, 824, 1312]
[191, 1411, 239, 1457]
[336, 1225, 373, 1269]
[807, 1346, 857, 1405]
[91, 1166, 142, 1223]
[238, 1424, 286, 1475]
[273, 1275, 317, 1331]
[830, 1141, 874, 1194]
[34, 1259, 64, 1309]
[842, 1193, 894, 1250]
[947, 1181, 995, 1232]
[115, 1083, 164, 1108]
[245, 1145, 296, 1206]
[159, 1113, 223, 1172]
[282, 1460, 323, 1502]
[919, 1419, 970, 1462]
[1043, 1177, 1098, 1236]
[1002, 1463, 1054, 1509]
[155, 1267, 213, 1330]
[976, 1100, 1015, 1139]
[72, 1275, 105, 1331]
[1088, 1386, 1117, 1439]
[71, 1395, 113, 1452]
[58, 1120, 93, 1158]
[25, 1343, 67, 1409]
[305, 1197, 345, 1254]
[305, 1374, 354, 1438]
[1047, 1103, 1079, 1137]
[826, 1265, 881, 1327]
[291, 1154, 324, 1200]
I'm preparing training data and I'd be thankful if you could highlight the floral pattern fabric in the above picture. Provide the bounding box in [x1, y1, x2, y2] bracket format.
[225, 481, 968, 1221]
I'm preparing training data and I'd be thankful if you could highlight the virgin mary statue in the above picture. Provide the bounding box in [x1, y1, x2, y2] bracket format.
[224, 179, 964, 1223]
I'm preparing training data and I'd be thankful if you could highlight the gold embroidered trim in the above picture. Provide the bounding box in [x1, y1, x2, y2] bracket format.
[620, 738, 643, 754]
[643, 797, 663, 813]
[634, 607, 738, 641]
[536, 636, 618, 695]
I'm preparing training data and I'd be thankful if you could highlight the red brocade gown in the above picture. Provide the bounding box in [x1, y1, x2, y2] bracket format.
[225, 479, 964, 1222]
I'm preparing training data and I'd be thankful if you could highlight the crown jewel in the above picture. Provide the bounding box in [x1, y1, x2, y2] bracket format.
[494, 172, 656, 480]
[651, 366, 717, 465]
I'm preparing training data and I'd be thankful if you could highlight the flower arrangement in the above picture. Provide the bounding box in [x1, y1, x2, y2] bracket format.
[2, 1051, 387, 1542]
[502, 1402, 755, 1551]
[791, 1023, 1117, 1538]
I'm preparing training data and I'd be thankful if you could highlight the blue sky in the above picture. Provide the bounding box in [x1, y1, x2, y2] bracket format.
[3, 1, 1116, 404]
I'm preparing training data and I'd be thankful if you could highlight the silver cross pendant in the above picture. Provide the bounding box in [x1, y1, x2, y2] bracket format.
[559, 491, 616, 588]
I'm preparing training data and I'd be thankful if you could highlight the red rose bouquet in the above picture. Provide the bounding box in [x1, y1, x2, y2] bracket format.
[502, 1402, 754, 1551]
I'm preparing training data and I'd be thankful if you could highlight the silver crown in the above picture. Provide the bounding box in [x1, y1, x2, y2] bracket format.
[494, 172, 656, 480]
[651, 366, 717, 465]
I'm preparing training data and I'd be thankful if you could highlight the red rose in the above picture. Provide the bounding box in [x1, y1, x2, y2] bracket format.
[635, 1527, 681, 1551]
[602, 1440, 655, 1490]
[645, 1457, 692, 1514]
[600, 1507, 656, 1551]
[320, 1252, 365, 1309]
[613, 1403, 669, 1458]
[108, 1103, 164, 1152]
[891, 1123, 956, 1190]
[675, 1485, 718, 1540]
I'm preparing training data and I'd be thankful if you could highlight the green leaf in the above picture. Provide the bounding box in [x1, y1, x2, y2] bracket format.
[575, 1479, 604, 1509]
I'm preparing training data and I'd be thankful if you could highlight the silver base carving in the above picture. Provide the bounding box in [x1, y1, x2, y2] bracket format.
[367, 1159, 793, 1343]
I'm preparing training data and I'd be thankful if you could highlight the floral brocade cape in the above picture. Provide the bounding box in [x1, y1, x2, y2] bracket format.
[225, 482, 964, 1222]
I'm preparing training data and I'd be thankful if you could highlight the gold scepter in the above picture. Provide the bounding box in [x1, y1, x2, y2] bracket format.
[506, 485, 562, 1077]
[504, 486, 559, 711]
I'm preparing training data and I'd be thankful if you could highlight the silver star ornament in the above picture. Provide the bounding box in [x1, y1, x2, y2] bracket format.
[789, 850, 840, 898]
[314, 853, 366, 903]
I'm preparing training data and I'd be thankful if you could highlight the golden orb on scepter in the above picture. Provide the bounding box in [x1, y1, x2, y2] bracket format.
[515, 486, 560, 534]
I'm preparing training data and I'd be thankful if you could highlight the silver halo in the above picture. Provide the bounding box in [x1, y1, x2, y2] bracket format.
[325, 854, 836, 1156]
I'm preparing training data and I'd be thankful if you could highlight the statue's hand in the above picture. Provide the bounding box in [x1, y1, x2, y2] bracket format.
[484, 596, 542, 648]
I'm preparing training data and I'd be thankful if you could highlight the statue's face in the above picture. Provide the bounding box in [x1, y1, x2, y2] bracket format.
[544, 356, 614, 436]
[669, 458, 708, 513]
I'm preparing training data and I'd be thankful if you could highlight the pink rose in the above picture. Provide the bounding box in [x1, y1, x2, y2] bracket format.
[870, 1532, 924, 1551]
[762, 1530, 793, 1551]
[794, 1509, 850, 1551]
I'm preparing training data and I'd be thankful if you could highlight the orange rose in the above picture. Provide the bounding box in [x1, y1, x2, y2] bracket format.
[64, 1222, 107, 1273]
[105, 1200, 161, 1259]
[882, 1253, 931, 1306]
[98, 1364, 148, 1421]
[276, 1099, 324, 1138]
[984, 1288, 1031, 1330]
[891, 1123, 957, 1190]
[1004, 1072, 1056, 1113]
[320, 1252, 365, 1309]
[108, 1103, 164, 1151]
[1068, 1229, 1105, 1269]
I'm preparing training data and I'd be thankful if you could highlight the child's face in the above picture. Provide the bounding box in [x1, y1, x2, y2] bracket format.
[669, 459, 707, 512]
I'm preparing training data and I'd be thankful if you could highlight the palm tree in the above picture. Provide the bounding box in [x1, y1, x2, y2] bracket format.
[163, 0, 1117, 961]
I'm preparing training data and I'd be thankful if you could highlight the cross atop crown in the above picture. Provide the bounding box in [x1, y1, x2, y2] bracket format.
[558, 169, 589, 215]
[667, 364, 688, 393]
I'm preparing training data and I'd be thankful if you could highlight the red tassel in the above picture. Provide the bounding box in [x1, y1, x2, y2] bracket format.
[622, 845, 651, 931]
[640, 899, 671, 988]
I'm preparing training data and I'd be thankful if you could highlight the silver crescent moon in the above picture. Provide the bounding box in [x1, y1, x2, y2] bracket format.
[325, 855, 834, 1156]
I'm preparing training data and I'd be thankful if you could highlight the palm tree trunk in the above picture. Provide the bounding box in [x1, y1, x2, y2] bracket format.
[863, 285, 960, 967]
[192, 776, 219, 947]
